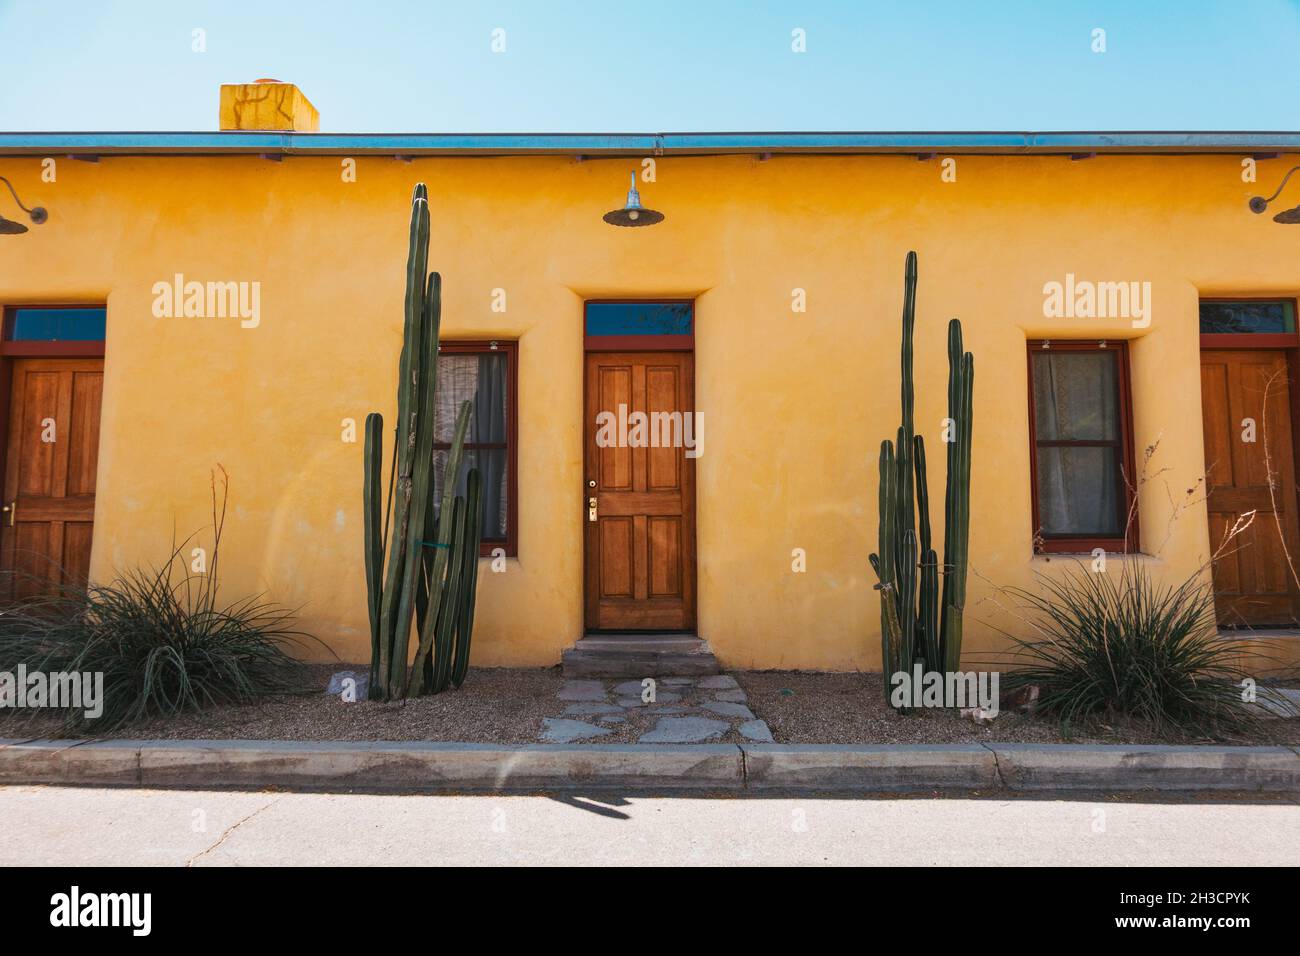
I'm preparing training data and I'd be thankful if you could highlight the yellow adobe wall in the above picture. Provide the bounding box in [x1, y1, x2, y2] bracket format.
[0, 151, 1297, 670]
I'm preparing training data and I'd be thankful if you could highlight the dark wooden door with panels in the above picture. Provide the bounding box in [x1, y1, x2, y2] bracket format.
[582, 301, 697, 633]
[563, 299, 715, 678]
[0, 307, 107, 601]
[584, 350, 696, 629]
[1198, 299, 1300, 628]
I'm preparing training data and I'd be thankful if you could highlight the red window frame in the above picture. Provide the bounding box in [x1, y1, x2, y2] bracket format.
[1, 305, 106, 357]
[1026, 339, 1139, 554]
[433, 340, 518, 558]
[1198, 296, 1300, 351]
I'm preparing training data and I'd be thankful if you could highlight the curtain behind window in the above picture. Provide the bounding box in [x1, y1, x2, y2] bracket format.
[434, 353, 508, 539]
[1032, 351, 1121, 536]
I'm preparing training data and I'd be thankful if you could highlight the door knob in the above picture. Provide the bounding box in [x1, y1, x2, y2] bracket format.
[588, 497, 598, 521]
[1, 502, 13, 527]
[588, 480, 596, 488]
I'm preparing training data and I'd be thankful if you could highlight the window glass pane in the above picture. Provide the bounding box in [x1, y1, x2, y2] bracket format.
[433, 448, 508, 540]
[433, 352, 508, 444]
[1036, 446, 1121, 536]
[9, 307, 106, 341]
[1032, 351, 1118, 441]
[586, 302, 692, 336]
[1199, 300, 1295, 334]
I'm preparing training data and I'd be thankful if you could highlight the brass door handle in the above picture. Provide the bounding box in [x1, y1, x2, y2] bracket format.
[1, 502, 13, 527]
[587, 497, 597, 521]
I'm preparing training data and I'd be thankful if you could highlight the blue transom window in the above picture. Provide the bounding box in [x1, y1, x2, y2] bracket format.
[7, 307, 106, 341]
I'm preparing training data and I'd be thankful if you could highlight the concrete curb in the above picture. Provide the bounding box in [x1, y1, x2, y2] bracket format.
[984, 743, 1300, 792]
[740, 743, 998, 790]
[1, 738, 1297, 792]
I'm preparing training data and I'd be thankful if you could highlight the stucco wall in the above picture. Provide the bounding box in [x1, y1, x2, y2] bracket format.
[0, 152, 1296, 669]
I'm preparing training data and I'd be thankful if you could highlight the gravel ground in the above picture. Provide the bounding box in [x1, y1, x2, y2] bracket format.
[737, 670, 1300, 746]
[3, 664, 1297, 744]
[1, 664, 567, 744]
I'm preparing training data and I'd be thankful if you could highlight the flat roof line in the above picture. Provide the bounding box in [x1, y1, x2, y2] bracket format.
[1, 131, 1299, 156]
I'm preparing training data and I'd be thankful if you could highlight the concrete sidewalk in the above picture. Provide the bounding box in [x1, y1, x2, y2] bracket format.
[2, 738, 1298, 792]
[4, 785, 1297, 866]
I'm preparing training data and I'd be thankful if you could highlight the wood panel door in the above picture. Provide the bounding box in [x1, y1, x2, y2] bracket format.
[1200, 349, 1300, 626]
[584, 351, 696, 630]
[0, 358, 103, 599]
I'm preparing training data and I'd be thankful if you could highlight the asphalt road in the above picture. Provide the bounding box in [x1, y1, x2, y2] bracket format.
[2, 785, 1296, 866]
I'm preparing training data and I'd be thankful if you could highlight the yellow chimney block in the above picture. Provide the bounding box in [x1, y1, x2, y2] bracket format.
[219, 79, 319, 132]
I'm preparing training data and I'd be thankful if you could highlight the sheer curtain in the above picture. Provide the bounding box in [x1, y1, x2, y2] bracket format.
[434, 353, 508, 538]
[1032, 351, 1120, 536]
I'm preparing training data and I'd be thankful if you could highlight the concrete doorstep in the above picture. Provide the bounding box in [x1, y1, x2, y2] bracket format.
[0, 738, 1298, 793]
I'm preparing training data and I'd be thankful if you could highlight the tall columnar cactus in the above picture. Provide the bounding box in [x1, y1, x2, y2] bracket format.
[363, 183, 484, 701]
[869, 251, 974, 706]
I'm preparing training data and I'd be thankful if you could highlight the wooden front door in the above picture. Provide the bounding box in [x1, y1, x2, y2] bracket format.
[0, 358, 103, 599]
[584, 351, 696, 630]
[1200, 349, 1300, 626]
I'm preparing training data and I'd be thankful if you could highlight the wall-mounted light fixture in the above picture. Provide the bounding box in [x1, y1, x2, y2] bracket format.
[1249, 166, 1300, 223]
[603, 172, 663, 227]
[0, 177, 48, 235]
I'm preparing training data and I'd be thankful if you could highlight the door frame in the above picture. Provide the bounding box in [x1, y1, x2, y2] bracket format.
[0, 304, 107, 575]
[581, 299, 697, 631]
[1198, 296, 1300, 623]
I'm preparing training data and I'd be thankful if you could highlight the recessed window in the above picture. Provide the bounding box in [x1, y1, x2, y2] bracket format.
[1199, 300, 1296, 335]
[1027, 341, 1135, 552]
[7, 307, 106, 341]
[432, 341, 517, 557]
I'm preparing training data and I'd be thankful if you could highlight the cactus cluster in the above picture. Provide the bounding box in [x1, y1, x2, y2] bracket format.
[363, 183, 484, 700]
[869, 251, 974, 705]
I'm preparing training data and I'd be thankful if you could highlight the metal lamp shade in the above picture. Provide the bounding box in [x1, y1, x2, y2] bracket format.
[604, 172, 664, 227]
[1249, 166, 1300, 223]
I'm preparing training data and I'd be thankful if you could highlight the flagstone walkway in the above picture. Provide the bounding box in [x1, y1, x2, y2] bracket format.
[540, 675, 774, 744]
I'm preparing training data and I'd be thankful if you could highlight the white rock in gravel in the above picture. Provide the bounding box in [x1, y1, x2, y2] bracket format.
[326, 671, 369, 700]
[960, 707, 997, 725]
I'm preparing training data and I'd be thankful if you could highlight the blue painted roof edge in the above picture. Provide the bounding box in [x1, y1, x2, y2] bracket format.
[0, 131, 1298, 155]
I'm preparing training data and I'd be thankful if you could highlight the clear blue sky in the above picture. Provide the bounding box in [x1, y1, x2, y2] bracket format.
[2, 0, 1298, 132]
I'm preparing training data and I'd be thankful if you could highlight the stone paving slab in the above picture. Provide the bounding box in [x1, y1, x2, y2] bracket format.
[541, 673, 773, 744]
[540, 718, 613, 743]
[639, 716, 730, 743]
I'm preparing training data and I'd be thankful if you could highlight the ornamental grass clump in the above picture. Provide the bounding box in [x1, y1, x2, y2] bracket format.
[1000, 559, 1297, 736]
[0, 468, 317, 732]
